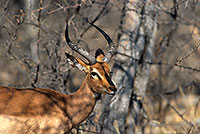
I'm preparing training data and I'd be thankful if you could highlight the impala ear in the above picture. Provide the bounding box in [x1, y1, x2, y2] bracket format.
[95, 49, 105, 62]
[65, 53, 90, 73]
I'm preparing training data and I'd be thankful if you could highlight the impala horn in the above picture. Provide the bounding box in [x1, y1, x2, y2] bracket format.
[65, 21, 96, 64]
[65, 20, 116, 64]
[86, 19, 116, 63]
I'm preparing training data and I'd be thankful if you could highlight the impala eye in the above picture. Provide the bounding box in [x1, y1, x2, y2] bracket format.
[91, 72, 98, 77]
[91, 72, 101, 80]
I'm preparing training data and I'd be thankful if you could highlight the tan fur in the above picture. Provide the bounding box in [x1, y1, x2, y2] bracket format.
[96, 54, 105, 62]
[0, 115, 65, 134]
[89, 62, 113, 93]
[0, 76, 96, 133]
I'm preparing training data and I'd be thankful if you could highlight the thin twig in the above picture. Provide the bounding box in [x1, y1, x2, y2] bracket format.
[110, 86, 124, 105]
[47, 3, 81, 15]
[80, 0, 110, 38]
[117, 52, 200, 72]
[3, 16, 17, 28]
[176, 44, 200, 64]
[160, 95, 194, 127]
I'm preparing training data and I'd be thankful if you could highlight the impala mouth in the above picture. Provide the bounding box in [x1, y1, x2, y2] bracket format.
[106, 87, 116, 95]
[107, 91, 116, 95]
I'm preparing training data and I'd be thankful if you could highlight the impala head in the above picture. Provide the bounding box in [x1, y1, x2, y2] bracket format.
[65, 20, 116, 95]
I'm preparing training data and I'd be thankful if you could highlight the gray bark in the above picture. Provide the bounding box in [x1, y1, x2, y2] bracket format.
[101, 0, 158, 133]
[24, 0, 40, 64]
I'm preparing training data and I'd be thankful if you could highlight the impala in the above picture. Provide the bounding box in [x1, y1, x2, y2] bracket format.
[0, 21, 116, 134]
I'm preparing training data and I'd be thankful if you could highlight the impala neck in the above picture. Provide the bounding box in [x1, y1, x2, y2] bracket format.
[66, 75, 96, 127]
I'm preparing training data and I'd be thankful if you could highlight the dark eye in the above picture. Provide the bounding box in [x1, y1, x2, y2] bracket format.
[91, 72, 98, 77]
[91, 72, 101, 80]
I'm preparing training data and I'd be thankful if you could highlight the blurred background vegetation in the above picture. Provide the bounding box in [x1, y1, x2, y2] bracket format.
[0, 0, 200, 133]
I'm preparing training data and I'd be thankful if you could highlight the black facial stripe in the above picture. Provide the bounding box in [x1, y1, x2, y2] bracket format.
[100, 63, 115, 86]
[105, 72, 114, 86]
[97, 75, 102, 80]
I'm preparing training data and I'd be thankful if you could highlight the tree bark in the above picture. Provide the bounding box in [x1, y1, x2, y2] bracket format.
[101, 0, 158, 133]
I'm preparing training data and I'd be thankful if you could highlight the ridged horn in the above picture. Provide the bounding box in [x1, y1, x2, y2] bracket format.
[86, 20, 116, 63]
[65, 21, 96, 64]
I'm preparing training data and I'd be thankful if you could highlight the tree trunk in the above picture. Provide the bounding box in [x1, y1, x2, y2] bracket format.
[101, 0, 158, 133]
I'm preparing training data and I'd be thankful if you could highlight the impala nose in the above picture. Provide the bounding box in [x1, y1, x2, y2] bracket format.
[108, 87, 117, 95]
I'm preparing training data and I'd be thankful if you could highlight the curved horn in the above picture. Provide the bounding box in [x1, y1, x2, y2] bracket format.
[86, 20, 116, 63]
[65, 21, 96, 64]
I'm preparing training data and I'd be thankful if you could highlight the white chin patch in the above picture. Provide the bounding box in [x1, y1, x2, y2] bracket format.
[107, 91, 115, 95]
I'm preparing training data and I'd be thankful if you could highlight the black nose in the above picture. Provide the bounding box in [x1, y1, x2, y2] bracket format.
[109, 86, 117, 92]
[108, 87, 116, 95]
